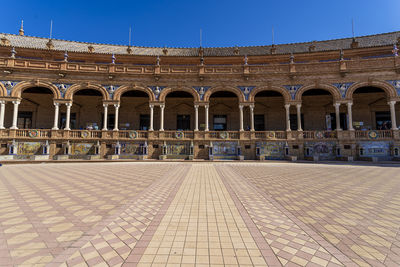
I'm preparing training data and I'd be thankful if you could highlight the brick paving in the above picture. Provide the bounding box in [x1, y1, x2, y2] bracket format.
[0, 162, 399, 266]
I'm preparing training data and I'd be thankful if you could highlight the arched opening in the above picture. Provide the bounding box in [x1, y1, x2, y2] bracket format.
[5, 87, 54, 129]
[165, 91, 194, 130]
[352, 86, 393, 130]
[254, 90, 285, 131]
[119, 90, 150, 130]
[301, 89, 345, 130]
[68, 89, 103, 130]
[209, 91, 240, 131]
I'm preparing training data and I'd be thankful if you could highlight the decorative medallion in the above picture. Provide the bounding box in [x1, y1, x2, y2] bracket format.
[266, 131, 276, 139]
[315, 131, 324, 139]
[149, 86, 166, 100]
[0, 81, 19, 96]
[129, 130, 138, 139]
[28, 129, 39, 138]
[237, 86, 255, 101]
[219, 131, 228, 139]
[193, 86, 210, 100]
[54, 83, 72, 98]
[81, 130, 90, 138]
[175, 131, 184, 139]
[332, 82, 354, 98]
[283, 85, 302, 100]
[386, 80, 400, 96]
[368, 130, 378, 140]
[102, 85, 119, 99]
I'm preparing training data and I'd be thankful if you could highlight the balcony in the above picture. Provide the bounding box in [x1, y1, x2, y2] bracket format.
[1, 129, 398, 142]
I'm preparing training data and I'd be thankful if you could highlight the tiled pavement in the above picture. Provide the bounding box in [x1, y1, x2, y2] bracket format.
[0, 162, 399, 266]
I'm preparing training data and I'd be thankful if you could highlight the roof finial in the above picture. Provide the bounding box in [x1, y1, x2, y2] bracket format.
[64, 51, 69, 62]
[19, 20, 24, 36]
[11, 47, 16, 59]
[200, 28, 202, 48]
[111, 53, 116, 64]
[271, 26, 274, 45]
[393, 44, 399, 57]
[49, 20, 53, 39]
[351, 18, 355, 41]
[290, 53, 294, 64]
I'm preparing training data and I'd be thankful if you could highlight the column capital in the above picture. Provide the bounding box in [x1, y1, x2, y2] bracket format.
[160, 104, 165, 109]
[284, 103, 291, 109]
[249, 104, 254, 109]
[53, 102, 60, 107]
[296, 103, 301, 108]
[65, 102, 72, 107]
[239, 104, 244, 109]
[204, 104, 209, 109]
[346, 102, 353, 106]
[388, 100, 397, 106]
[194, 104, 199, 109]
[333, 102, 341, 107]
[103, 103, 109, 108]
[0, 100, 5, 104]
[12, 100, 20, 105]
[114, 104, 120, 108]
[149, 104, 154, 109]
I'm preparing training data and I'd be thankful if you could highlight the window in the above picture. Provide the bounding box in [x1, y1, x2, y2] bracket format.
[17, 111, 32, 129]
[60, 113, 77, 129]
[290, 114, 304, 130]
[140, 114, 150, 130]
[213, 115, 227, 131]
[375, 111, 391, 130]
[330, 113, 348, 130]
[254, 115, 265, 131]
[177, 115, 190, 130]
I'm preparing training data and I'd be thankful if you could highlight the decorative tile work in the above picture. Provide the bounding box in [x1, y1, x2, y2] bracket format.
[0, 163, 173, 266]
[231, 163, 400, 266]
[283, 85, 302, 100]
[136, 164, 269, 266]
[217, 164, 350, 267]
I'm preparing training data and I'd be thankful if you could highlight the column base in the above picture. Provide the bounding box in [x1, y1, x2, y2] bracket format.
[52, 127, 59, 130]
[0, 127, 5, 130]
[64, 128, 70, 131]
[113, 128, 119, 131]
[10, 126, 18, 130]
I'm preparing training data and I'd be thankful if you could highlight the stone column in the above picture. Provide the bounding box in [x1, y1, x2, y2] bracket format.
[239, 104, 244, 131]
[347, 102, 354, 130]
[296, 104, 302, 131]
[194, 104, 199, 131]
[149, 104, 154, 131]
[205, 104, 209, 131]
[52, 102, 60, 130]
[160, 104, 165, 131]
[249, 104, 255, 131]
[64, 103, 72, 130]
[10, 100, 20, 129]
[113, 104, 120, 131]
[285, 104, 291, 131]
[389, 100, 397, 130]
[0, 101, 5, 129]
[102, 104, 108, 130]
[334, 102, 342, 131]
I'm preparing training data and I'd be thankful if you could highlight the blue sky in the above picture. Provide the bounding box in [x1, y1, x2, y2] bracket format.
[1, 0, 399, 48]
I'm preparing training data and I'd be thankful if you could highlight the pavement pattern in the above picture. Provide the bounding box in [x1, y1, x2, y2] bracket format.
[0, 162, 399, 267]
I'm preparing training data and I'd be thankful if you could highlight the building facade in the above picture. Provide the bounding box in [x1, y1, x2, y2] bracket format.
[1, 30, 400, 161]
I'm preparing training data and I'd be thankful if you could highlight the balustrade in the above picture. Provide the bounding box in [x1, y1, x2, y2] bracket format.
[0, 128, 398, 141]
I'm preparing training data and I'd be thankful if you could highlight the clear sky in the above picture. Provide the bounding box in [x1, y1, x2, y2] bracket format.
[1, 0, 399, 48]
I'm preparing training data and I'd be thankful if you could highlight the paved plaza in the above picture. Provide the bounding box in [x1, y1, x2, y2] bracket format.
[0, 162, 399, 266]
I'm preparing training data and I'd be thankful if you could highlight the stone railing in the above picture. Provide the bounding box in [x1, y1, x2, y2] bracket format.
[254, 131, 287, 140]
[354, 130, 393, 140]
[1, 129, 398, 142]
[302, 130, 338, 139]
[0, 55, 398, 76]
